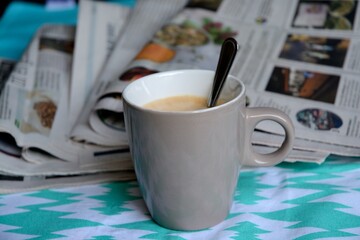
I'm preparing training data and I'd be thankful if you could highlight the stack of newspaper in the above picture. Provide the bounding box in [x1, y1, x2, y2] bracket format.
[1, 0, 360, 193]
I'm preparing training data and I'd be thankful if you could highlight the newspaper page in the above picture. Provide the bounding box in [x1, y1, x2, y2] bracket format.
[0, 24, 79, 161]
[71, 0, 360, 159]
[0, 2, 137, 193]
[0, 22, 131, 163]
[0, 23, 129, 155]
[70, 0, 189, 145]
[0, 170, 136, 194]
[68, 0, 131, 133]
[27, 0, 134, 156]
[216, 0, 360, 155]
[0, 0, 190, 193]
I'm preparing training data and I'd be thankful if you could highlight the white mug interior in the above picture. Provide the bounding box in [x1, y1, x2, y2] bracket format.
[122, 69, 244, 111]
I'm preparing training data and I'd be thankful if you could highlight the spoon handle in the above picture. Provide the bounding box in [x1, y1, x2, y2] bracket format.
[207, 37, 239, 107]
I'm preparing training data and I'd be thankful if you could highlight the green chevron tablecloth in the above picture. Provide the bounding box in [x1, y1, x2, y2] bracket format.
[1, 155, 360, 239]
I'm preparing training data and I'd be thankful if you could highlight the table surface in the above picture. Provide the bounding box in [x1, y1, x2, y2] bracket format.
[1, 155, 360, 239]
[1, 2, 360, 239]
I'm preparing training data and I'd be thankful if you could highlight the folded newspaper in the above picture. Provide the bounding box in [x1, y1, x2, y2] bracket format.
[2, 0, 360, 193]
[0, 0, 189, 193]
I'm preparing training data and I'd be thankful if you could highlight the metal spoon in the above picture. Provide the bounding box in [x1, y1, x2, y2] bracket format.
[207, 37, 239, 107]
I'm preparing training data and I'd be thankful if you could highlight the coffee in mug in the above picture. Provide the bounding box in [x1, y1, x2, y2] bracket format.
[143, 95, 224, 111]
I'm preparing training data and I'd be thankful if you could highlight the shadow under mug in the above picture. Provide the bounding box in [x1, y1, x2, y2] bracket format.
[123, 69, 295, 231]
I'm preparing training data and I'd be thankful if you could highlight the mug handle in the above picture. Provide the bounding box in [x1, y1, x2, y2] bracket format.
[244, 107, 295, 167]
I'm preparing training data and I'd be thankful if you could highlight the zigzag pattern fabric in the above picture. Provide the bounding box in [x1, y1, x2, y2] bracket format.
[1, 155, 360, 239]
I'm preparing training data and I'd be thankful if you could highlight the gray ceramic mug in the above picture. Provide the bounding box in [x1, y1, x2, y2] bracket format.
[122, 70, 294, 230]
